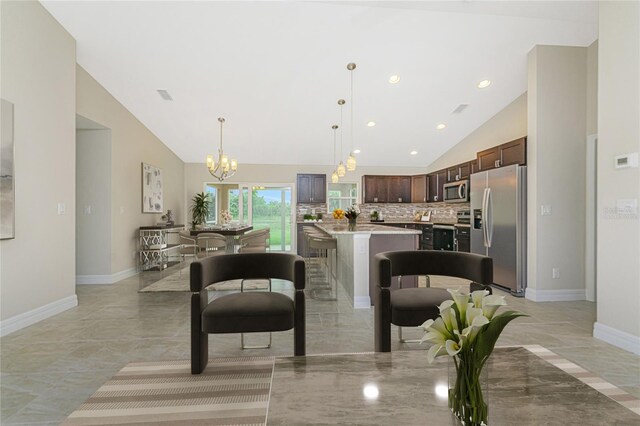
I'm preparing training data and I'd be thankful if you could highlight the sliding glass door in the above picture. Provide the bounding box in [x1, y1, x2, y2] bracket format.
[243, 185, 292, 252]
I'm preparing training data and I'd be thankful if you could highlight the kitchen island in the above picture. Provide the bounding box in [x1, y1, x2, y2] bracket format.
[315, 223, 421, 308]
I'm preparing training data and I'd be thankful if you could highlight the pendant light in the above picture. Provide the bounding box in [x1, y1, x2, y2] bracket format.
[346, 62, 357, 172]
[336, 99, 347, 177]
[206, 117, 238, 181]
[331, 125, 339, 183]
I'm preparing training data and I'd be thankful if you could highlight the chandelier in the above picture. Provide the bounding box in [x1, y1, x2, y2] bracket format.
[206, 117, 237, 181]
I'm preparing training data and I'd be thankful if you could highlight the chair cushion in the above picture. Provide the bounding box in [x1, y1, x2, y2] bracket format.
[202, 292, 294, 333]
[390, 288, 452, 327]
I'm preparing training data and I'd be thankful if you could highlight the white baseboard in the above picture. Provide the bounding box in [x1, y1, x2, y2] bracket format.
[354, 296, 371, 309]
[0, 295, 78, 337]
[76, 267, 138, 285]
[593, 322, 640, 355]
[525, 288, 586, 302]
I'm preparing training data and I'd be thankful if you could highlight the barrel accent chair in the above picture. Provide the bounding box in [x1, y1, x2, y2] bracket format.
[374, 250, 493, 353]
[190, 252, 306, 374]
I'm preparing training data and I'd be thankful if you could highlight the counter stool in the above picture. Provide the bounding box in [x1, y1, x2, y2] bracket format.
[307, 234, 338, 301]
[302, 227, 326, 283]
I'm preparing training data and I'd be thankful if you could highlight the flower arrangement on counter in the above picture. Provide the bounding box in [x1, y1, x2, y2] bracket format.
[344, 204, 360, 220]
[421, 288, 526, 426]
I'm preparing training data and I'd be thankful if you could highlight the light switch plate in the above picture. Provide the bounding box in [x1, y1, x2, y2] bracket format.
[57, 203, 66, 215]
[84, 205, 92, 215]
[541, 205, 552, 216]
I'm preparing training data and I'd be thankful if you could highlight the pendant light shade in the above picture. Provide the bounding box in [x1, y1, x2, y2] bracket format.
[331, 171, 339, 183]
[337, 162, 346, 177]
[347, 153, 356, 171]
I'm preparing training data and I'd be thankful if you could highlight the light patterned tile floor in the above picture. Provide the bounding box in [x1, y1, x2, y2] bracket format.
[1, 262, 639, 425]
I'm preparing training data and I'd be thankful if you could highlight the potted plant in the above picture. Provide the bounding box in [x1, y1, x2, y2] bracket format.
[190, 192, 210, 230]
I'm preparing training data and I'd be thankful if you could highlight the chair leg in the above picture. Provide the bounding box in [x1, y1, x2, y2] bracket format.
[294, 289, 306, 356]
[241, 332, 272, 349]
[191, 293, 209, 374]
[374, 287, 391, 352]
[397, 326, 421, 344]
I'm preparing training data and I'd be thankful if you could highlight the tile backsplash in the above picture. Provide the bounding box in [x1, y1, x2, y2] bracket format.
[297, 202, 469, 223]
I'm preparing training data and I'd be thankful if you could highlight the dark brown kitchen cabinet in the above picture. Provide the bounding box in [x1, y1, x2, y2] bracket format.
[446, 162, 472, 183]
[446, 165, 460, 183]
[297, 174, 326, 203]
[363, 176, 387, 203]
[388, 176, 411, 203]
[499, 137, 527, 167]
[455, 225, 470, 253]
[476, 137, 526, 172]
[411, 175, 428, 203]
[426, 169, 447, 202]
[477, 146, 501, 171]
[470, 160, 479, 174]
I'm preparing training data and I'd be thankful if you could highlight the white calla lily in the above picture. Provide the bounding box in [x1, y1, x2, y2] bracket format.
[427, 343, 447, 363]
[466, 315, 490, 342]
[420, 319, 434, 331]
[465, 307, 483, 328]
[448, 288, 471, 324]
[427, 317, 453, 339]
[439, 306, 458, 332]
[438, 299, 455, 312]
[471, 290, 489, 308]
[420, 330, 447, 344]
[445, 339, 462, 357]
[482, 294, 507, 319]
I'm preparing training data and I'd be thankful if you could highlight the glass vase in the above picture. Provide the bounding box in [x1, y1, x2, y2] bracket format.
[448, 355, 489, 426]
[348, 218, 357, 231]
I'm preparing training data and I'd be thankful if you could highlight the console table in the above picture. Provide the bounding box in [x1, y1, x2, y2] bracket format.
[139, 224, 185, 270]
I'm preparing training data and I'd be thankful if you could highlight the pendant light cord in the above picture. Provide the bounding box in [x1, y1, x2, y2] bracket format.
[350, 69, 354, 154]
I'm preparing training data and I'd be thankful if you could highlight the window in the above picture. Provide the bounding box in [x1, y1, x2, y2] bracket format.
[204, 184, 218, 224]
[227, 188, 248, 222]
[328, 182, 358, 211]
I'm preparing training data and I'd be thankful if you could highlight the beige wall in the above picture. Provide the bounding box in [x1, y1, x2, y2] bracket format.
[76, 66, 185, 275]
[76, 129, 111, 276]
[426, 93, 528, 173]
[0, 1, 77, 323]
[527, 45, 589, 300]
[594, 1, 640, 352]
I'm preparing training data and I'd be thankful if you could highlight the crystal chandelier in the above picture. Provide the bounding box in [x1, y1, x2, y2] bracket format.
[346, 62, 357, 171]
[206, 117, 237, 181]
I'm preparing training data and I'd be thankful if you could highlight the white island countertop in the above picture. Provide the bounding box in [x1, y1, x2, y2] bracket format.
[315, 223, 421, 235]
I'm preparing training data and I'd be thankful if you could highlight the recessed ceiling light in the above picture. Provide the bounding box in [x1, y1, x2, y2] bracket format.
[436, 123, 446, 130]
[477, 80, 491, 89]
[410, 150, 418, 155]
[389, 75, 400, 84]
[367, 121, 376, 127]
[353, 149, 361, 154]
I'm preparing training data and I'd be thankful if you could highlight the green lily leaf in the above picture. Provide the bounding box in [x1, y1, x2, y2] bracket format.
[473, 310, 528, 363]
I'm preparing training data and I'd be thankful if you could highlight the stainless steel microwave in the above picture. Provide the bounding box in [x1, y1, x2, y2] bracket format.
[443, 180, 469, 203]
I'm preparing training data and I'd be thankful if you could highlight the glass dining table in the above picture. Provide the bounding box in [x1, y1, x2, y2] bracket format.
[190, 224, 253, 253]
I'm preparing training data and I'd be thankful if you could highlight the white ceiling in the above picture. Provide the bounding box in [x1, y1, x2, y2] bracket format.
[42, 1, 598, 168]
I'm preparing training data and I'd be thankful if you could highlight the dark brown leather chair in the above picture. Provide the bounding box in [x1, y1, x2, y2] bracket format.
[191, 252, 306, 374]
[374, 250, 493, 352]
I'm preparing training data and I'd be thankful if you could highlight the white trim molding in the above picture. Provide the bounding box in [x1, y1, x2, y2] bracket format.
[0, 295, 78, 337]
[525, 288, 586, 302]
[76, 267, 138, 285]
[353, 296, 371, 309]
[593, 322, 640, 355]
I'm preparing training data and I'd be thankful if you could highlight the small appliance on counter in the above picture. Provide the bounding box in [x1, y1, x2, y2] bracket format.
[370, 211, 384, 222]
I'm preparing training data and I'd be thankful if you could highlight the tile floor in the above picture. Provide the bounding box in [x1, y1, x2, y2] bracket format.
[1, 260, 639, 425]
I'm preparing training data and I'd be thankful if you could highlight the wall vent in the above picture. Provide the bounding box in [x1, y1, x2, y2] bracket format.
[157, 89, 173, 101]
[452, 104, 469, 114]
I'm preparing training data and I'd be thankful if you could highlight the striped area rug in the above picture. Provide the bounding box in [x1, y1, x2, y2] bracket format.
[63, 357, 274, 425]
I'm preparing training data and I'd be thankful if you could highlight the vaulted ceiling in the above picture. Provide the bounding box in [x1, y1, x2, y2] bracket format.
[43, 1, 598, 167]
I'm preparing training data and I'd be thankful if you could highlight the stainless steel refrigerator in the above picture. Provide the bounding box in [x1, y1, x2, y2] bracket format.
[470, 164, 527, 295]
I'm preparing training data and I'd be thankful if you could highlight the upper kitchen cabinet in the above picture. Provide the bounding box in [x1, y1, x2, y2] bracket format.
[388, 176, 412, 203]
[363, 175, 411, 203]
[427, 169, 447, 202]
[476, 137, 526, 172]
[363, 175, 387, 203]
[499, 137, 527, 167]
[411, 175, 428, 203]
[297, 173, 326, 203]
[446, 161, 473, 183]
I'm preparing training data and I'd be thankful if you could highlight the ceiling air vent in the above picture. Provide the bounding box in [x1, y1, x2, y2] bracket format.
[157, 89, 173, 101]
[452, 104, 469, 114]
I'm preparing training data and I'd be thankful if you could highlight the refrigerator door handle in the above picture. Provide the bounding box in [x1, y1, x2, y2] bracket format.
[482, 188, 489, 247]
[486, 188, 494, 248]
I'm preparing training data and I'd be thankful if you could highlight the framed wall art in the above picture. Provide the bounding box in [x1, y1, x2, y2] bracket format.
[1, 99, 15, 239]
[142, 162, 163, 213]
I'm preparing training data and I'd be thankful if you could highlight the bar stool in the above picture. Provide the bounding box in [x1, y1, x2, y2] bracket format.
[302, 226, 325, 283]
[307, 234, 338, 301]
